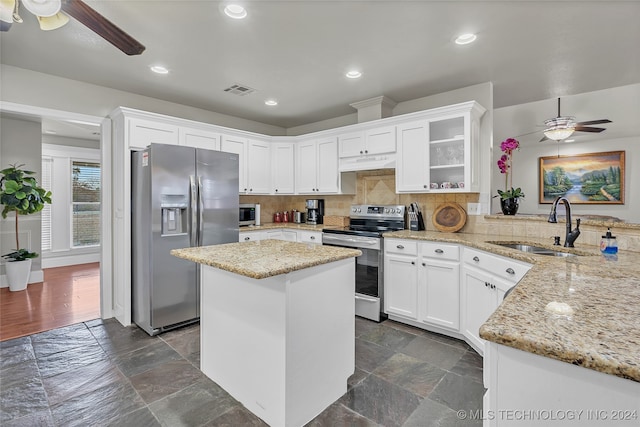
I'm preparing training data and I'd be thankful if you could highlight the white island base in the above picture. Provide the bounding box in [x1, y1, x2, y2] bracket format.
[200, 258, 355, 427]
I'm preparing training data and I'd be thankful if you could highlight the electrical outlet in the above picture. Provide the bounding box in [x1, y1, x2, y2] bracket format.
[467, 203, 481, 215]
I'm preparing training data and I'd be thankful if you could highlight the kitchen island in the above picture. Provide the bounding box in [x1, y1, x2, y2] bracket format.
[171, 240, 361, 427]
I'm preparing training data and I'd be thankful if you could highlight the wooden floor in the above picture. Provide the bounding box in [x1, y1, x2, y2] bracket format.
[0, 263, 100, 341]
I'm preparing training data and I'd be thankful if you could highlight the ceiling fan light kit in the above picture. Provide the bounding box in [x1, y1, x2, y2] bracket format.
[37, 10, 68, 30]
[21, 0, 60, 17]
[538, 98, 611, 142]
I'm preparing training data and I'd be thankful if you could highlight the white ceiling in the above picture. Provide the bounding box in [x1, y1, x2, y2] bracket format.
[1, 0, 639, 134]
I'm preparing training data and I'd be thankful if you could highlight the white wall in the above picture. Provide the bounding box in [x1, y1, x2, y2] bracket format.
[494, 84, 640, 223]
[1, 65, 286, 136]
[41, 143, 101, 268]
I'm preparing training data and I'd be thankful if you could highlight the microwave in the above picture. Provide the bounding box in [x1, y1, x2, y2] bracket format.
[239, 204, 257, 226]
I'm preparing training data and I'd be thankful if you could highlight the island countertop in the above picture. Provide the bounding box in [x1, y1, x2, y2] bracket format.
[383, 230, 640, 383]
[171, 239, 361, 279]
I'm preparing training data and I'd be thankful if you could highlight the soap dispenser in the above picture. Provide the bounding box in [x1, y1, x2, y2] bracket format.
[600, 228, 618, 254]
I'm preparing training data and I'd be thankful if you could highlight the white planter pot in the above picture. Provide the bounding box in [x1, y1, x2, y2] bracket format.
[6, 259, 32, 292]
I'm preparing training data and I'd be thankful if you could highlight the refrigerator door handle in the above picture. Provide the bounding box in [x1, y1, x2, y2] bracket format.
[198, 175, 204, 247]
[189, 175, 198, 247]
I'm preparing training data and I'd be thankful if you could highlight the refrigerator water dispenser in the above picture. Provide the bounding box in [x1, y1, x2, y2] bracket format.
[161, 195, 188, 236]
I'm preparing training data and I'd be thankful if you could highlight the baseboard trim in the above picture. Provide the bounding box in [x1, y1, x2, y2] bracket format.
[0, 270, 44, 288]
[42, 253, 100, 269]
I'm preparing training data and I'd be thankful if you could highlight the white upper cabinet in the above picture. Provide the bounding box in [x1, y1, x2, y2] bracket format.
[396, 101, 485, 193]
[221, 135, 247, 193]
[180, 127, 221, 150]
[338, 125, 396, 171]
[246, 139, 271, 194]
[338, 132, 365, 158]
[128, 118, 179, 150]
[271, 142, 295, 194]
[296, 137, 347, 194]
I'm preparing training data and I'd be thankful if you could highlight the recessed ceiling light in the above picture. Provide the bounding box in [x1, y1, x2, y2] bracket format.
[224, 4, 247, 19]
[455, 33, 477, 45]
[265, 99, 278, 106]
[150, 65, 169, 74]
[345, 70, 362, 79]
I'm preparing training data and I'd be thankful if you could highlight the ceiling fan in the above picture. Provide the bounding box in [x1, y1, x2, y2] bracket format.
[539, 97, 611, 142]
[0, 0, 145, 55]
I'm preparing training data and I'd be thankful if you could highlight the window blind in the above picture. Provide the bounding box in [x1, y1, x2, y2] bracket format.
[71, 161, 101, 247]
[41, 157, 52, 252]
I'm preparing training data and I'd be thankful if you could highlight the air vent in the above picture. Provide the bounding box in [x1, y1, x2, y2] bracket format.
[223, 84, 256, 96]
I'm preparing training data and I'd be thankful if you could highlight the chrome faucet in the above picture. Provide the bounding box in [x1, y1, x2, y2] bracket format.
[548, 196, 581, 247]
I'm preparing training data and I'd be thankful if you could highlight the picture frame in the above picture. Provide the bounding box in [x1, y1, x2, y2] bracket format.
[539, 151, 625, 204]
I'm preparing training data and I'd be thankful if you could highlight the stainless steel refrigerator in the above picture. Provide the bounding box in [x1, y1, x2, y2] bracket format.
[131, 143, 239, 336]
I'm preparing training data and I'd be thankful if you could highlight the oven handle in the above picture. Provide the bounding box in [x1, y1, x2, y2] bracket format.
[322, 235, 378, 245]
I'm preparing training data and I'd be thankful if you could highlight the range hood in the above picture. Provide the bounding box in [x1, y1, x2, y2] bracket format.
[339, 155, 396, 172]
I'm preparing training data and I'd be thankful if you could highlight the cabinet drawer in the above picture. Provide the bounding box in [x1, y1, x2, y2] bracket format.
[239, 232, 262, 242]
[420, 242, 459, 261]
[463, 247, 530, 283]
[385, 239, 418, 256]
[298, 231, 322, 244]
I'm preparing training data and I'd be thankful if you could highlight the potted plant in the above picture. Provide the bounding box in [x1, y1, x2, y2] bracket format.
[495, 138, 525, 215]
[1, 164, 52, 291]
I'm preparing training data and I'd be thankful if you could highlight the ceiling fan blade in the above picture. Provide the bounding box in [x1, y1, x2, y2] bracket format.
[574, 126, 606, 133]
[61, 0, 145, 55]
[575, 119, 612, 126]
[0, 20, 11, 31]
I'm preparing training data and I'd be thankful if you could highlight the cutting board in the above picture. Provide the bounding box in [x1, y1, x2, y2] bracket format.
[432, 202, 467, 232]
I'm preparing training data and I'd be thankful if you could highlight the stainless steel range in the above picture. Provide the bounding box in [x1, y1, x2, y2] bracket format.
[322, 204, 405, 322]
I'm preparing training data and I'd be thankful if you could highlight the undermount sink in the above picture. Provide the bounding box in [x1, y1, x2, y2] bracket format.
[490, 242, 578, 258]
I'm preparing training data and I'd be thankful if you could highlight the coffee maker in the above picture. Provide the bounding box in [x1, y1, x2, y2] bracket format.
[305, 199, 325, 225]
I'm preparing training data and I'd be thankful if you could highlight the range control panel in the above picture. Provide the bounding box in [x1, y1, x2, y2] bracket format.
[350, 204, 405, 219]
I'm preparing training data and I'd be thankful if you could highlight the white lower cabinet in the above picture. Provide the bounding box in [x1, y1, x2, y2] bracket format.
[384, 239, 459, 328]
[297, 230, 322, 244]
[461, 247, 531, 355]
[240, 229, 321, 244]
[239, 231, 263, 242]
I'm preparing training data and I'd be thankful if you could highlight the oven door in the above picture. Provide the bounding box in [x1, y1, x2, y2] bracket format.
[322, 233, 385, 322]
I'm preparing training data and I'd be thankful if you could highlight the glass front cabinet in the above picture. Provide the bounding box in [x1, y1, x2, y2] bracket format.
[395, 101, 486, 193]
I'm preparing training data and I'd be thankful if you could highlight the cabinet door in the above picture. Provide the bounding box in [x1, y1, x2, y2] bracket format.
[246, 140, 271, 194]
[365, 125, 396, 155]
[263, 230, 283, 240]
[338, 132, 364, 158]
[281, 230, 298, 242]
[298, 231, 321, 244]
[180, 128, 220, 150]
[396, 121, 429, 192]
[316, 137, 339, 193]
[128, 118, 179, 150]
[221, 135, 247, 192]
[271, 143, 295, 194]
[461, 266, 497, 354]
[296, 140, 318, 193]
[384, 254, 418, 320]
[420, 259, 460, 330]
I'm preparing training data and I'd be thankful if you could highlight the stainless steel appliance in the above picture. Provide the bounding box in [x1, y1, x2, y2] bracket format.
[132, 144, 239, 336]
[322, 204, 405, 322]
[306, 199, 325, 225]
[239, 203, 257, 227]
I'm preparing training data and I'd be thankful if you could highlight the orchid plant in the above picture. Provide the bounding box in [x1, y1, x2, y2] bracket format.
[496, 138, 525, 200]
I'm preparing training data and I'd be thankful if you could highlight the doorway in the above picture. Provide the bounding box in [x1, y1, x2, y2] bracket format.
[0, 102, 112, 336]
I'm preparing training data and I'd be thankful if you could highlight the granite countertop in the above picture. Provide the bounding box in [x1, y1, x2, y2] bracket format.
[171, 239, 361, 279]
[239, 223, 326, 231]
[384, 230, 640, 383]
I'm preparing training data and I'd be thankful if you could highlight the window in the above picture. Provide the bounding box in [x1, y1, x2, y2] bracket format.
[72, 161, 100, 247]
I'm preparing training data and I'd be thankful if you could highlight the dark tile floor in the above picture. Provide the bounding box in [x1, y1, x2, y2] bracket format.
[0, 317, 483, 426]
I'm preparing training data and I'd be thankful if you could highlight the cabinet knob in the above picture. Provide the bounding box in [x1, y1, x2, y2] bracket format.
[364, 150, 368, 154]
[244, 237, 250, 241]
[423, 184, 427, 188]
[485, 282, 489, 287]
[310, 236, 315, 240]
[275, 189, 278, 192]
[421, 262, 426, 267]
[506, 268, 515, 275]
[473, 256, 480, 262]
[411, 261, 415, 265]
[397, 245, 404, 249]
[360, 150, 363, 154]
[435, 249, 444, 254]
[250, 188, 253, 192]
[491, 284, 496, 289]
[244, 188, 248, 191]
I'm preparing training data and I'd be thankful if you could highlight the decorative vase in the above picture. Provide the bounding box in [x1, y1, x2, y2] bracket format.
[500, 198, 519, 215]
[6, 259, 32, 292]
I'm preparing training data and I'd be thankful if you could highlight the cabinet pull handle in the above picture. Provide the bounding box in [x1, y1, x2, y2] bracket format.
[491, 284, 496, 289]
[244, 237, 250, 241]
[435, 249, 444, 254]
[397, 245, 404, 249]
[506, 268, 515, 275]
[473, 256, 480, 262]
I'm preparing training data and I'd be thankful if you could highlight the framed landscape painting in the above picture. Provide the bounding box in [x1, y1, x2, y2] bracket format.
[539, 151, 625, 204]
